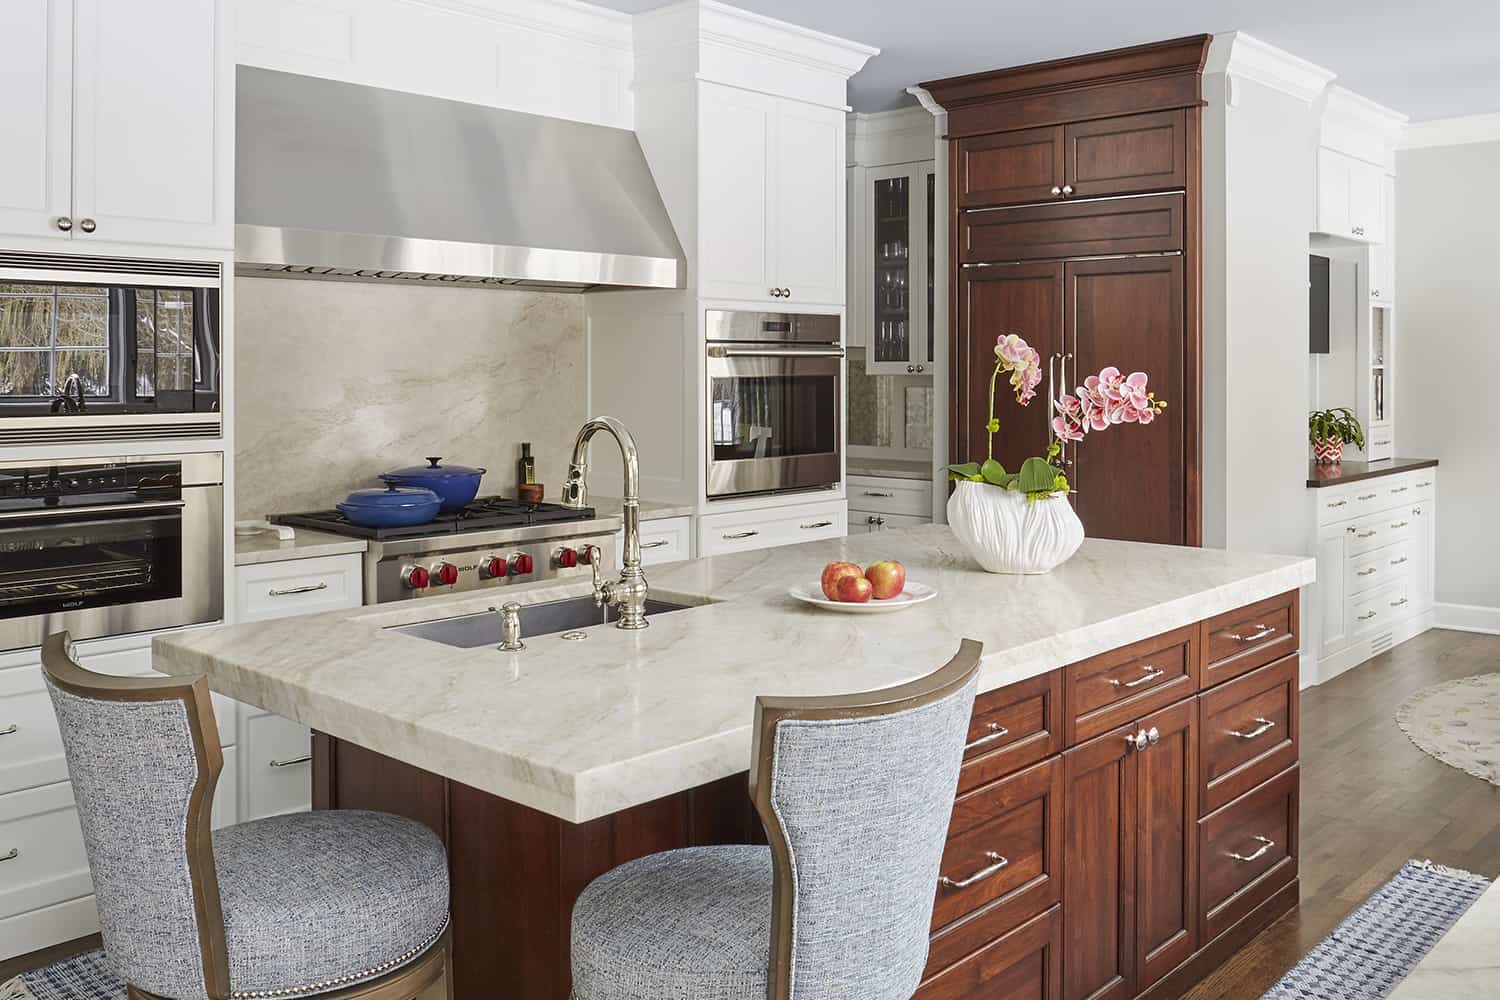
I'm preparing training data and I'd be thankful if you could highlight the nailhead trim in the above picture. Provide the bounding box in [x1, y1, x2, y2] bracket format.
[228, 918, 449, 999]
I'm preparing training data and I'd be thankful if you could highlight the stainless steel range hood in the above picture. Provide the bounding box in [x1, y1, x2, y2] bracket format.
[235, 67, 684, 292]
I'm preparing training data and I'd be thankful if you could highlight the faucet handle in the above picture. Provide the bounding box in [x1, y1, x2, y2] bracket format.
[584, 545, 606, 607]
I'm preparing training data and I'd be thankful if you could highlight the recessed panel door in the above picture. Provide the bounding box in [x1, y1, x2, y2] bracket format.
[1133, 698, 1198, 992]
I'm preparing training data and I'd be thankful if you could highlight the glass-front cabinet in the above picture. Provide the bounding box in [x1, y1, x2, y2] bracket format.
[857, 162, 936, 376]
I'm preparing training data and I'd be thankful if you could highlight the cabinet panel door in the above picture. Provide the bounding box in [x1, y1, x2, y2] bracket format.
[71, 0, 233, 249]
[698, 85, 776, 302]
[1133, 698, 1197, 992]
[0, 0, 72, 242]
[954, 263, 1064, 472]
[1315, 148, 1350, 239]
[1063, 724, 1136, 1000]
[1347, 157, 1384, 244]
[773, 100, 845, 305]
[1066, 256, 1186, 545]
[958, 126, 1064, 208]
[1064, 110, 1186, 198]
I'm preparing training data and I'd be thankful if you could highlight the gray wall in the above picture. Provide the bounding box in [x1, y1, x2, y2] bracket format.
[1396, 140, 1500, 611]
[234, 278, 586, 519]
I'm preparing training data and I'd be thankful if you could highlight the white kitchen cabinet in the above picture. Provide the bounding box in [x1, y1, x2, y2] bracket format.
[698, 498, 847, 557]
[0, 0, 233, 250]
[859, 163, 936, 375]
[615, 515, 694, 568]
[236, 553, 364, 623]
[1315, 147, 1385, 244]
[1368, 175, 1396, 304]
[846, 474, 933, 535]
[698, 83, 846, 307]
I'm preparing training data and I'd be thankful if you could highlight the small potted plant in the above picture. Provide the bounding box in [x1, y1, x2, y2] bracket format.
[1308, 407, 1364, 465]
[946, 334, 1166, 574]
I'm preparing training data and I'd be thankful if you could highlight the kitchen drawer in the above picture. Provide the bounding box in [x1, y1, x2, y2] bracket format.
[1198, 655, 1299, 814]
[242, 713, 312, 821]
[1346, 508, 1416, 556]
[933, 758, 1063, 937]
[697, 499, 847, 557]
[852, 511, 931, 534]
[1347, 580, 1411, 637]
[960, 671, 1063, 793]
[847, 476, 933, 517]
[1349, 540, 1411, 596]
[919, 903, 1062, 1000]
[1315, 481, 1393, 526]
[615, 515, 692, 567]
[1198, 766, 1298, 944]
[235, 553, 363, 623]
[1381, 473, 1435, 506]
[1065, 624, 1197, 745]
[0, 782, 91, 921]
[1201, 591, 1298, 690]
[961, 192, 1183, 263]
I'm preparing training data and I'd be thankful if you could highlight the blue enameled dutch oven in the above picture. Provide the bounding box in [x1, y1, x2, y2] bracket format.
[379, 456, 486, 511]
[336, 485, 442, 528]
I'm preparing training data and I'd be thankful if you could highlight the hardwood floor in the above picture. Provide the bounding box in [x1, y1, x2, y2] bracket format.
[5, 628, 1499, 997]
[0, 933, 99, 983]
[1185, 627, 1500, 1000]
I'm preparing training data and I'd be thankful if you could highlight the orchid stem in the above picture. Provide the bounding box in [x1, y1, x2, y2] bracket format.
[987, 360, 1001, 462]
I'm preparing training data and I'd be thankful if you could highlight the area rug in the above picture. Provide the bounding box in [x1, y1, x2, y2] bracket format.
[0, 949, 118, 1000]
[1259, 860, 1490, 1000]
[1395, 673, 1500, 785]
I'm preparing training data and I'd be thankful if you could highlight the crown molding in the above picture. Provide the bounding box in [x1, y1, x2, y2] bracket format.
[906, 85, 946, 118]
[1399, 112, 1500, 149]
[409, 0, 632, 51]
[1324, 84, 1408, 136]
[639, 0, 877, 77]
[1203, 31, 1335, 104]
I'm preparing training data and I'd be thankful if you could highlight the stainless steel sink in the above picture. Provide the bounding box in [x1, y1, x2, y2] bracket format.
[388, 596, 693, 648]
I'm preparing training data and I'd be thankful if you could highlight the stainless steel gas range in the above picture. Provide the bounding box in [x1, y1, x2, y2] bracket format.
[272, 498, 620, 605]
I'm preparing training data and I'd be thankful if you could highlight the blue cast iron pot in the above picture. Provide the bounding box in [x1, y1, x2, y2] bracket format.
[336, 485, 442, 528]
[379, 456, 487, 511]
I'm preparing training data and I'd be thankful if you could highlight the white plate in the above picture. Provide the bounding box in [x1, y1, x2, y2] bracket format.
[789, 580, 938, 614]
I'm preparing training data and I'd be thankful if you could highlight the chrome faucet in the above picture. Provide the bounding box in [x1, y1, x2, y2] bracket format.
[562, 416, 648, 630]
[48, 373, 86, 414]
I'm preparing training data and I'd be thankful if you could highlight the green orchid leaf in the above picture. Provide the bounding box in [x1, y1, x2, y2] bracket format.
[946, 462, 981, 478]
[1017, 456, 1063, 494]
[980, 459, 1010, 485]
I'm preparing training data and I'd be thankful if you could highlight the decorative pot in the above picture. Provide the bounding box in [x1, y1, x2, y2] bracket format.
[946, 480, 1085, 575]
[1311, 436, 1344, 465]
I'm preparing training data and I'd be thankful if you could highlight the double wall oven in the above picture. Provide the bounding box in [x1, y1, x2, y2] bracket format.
[0, 453, 224, 653]
[705, 309, 842, 500]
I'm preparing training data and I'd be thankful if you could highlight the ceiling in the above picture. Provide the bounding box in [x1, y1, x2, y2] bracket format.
[592, 0, 1499, 122]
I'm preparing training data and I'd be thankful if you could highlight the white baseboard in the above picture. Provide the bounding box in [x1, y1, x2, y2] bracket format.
[1306, 610, 1436, 688]
[1435, 603, 1500, 635]
[0, 894, 98, 962]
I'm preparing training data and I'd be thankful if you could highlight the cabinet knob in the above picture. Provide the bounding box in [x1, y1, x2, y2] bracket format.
[907, 364, 916, 373]
[1050, 186, 1062, 196]
[55, 216, 72, 232]
[1061, 184, 1074, 195]
[916, 364, 925, 373]
[79, 218, 97, 234]
[782, 287, 790, 297]
[769, 288, 782, 298]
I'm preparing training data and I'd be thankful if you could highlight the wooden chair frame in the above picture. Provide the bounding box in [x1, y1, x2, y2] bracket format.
[41, 633, 453, 1000]
[748, 638, 983, 1000]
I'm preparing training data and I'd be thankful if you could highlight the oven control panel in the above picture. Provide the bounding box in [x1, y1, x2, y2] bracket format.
[0, 461, 181, 509]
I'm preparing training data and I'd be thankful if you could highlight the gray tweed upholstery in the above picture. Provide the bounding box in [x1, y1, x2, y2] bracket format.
[214, 811, 449, 999]
[571, 845, 772, 1000]
[45, 680, 210, 1000]
[570, 675, 977, 1000]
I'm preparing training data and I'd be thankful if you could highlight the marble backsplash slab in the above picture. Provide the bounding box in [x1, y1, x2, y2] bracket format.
[234, 277, 586, 519]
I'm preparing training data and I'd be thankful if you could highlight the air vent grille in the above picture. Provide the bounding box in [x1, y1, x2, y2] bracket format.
[0, 250, 220, 279]
[1370, 632, 1396, 656]
[0, 420, 221, 448]
[237, 263, 593, 294]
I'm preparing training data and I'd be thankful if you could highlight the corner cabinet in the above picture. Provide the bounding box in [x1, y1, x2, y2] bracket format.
[853, 162, 938, 375]
[1314, 147, 1386, 244]
[698, 82, 846, 307]
[0, 0, 234, 250]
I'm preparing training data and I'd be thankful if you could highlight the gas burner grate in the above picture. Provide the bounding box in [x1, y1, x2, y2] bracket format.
[271, 496, 596, 541]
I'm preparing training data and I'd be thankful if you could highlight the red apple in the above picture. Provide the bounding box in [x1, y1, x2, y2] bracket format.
[835, 574, 874, 603]
[865, 559, 906, 600]
[821, 561, 863, 600]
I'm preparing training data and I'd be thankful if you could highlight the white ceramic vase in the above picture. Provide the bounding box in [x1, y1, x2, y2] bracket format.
[946, 480, 1085, 575]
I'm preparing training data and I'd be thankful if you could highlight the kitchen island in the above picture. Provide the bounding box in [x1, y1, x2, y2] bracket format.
[155, 527, 1314, 1000]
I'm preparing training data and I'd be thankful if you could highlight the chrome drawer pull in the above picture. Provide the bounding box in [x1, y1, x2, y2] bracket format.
[1391, 486, 1408, 494]
[723, 530, 759, 540]
[268, 754, 313, 768]
[641, 539, 670, 549]
[1228, 836, 1275, 863]
[1228, 625, 1276, 643]
[0, 724, 16, 737]
[801, 521, 834, 530]
[939, 852, 1009, 889]
[1390, 597, 1409, 608]
[1110, 666, 1165, 689]
[1357, 568, 1377, 577]
[0, 848, 17, 862]
[1357, 493, 1378, 501]
[268, 582, 329, 597]
[1357, 611, 1378, 622]
[1417, 481, 1432, 488]
[862, 490, 896, 498]
[1326, 499, 1347, 508]
[1390, 520, 1409, 529]
[1390, 556, 1408, 566]
[1356, 530, 1377, 540]
[1230, 718, 1276, 740]
[965, 722, 1011, 752]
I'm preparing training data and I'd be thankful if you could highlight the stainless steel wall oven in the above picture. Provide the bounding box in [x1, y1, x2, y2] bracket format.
[0, 453, 223, 652]
[705, 309, 842, 500]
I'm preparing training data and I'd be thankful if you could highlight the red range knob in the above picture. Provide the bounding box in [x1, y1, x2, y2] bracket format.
[482, 556, 507, 579]
[514, 554, 535, 575]
[557, 547, 579, 569]
[403, 566, 430, 590]
[434, 562, 459, 586]
[578, 546, 595, 565]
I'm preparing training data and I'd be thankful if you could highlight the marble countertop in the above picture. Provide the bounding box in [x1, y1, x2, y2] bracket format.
[155, 527, 1313, 824]
[1389, 878, 1500, 999]
[584, 496, 697, 522]
[234, 526, 368, 566]
[847, 459, 934, 482]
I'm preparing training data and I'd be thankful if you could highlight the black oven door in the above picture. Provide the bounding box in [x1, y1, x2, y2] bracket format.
[706, 346, 842, 499]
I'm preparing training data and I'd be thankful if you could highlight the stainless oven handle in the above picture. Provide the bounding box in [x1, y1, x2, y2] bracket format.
[706, 346, 845, 359]
[0, 500, 187, 521]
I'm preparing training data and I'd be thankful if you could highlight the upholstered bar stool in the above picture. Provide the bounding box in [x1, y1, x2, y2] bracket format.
[40, 633, 453, 1000]
[570, 639, 982, 1000]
